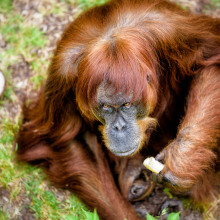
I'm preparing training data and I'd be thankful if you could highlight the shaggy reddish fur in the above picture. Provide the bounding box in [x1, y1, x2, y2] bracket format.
[17, 0, 220, 219]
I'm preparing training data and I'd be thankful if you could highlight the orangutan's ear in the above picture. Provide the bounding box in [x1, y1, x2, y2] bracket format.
[146, 74, 151, 82]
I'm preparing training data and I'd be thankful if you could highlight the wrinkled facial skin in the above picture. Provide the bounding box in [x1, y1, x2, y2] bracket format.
[93, 83, 148, 157]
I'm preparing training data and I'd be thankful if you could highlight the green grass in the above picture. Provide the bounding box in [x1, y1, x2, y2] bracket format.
[203, 0, 220, 14]
[0, 7, 48, 91]
[22, 173, 88, 219]
[76, 0, 108, 10]
[0, 211, 8, 219]
[0, 15, 47, 63]
[0, 0, 13, 13]
[211, 0, 220, 8]
[146, 212, 180, 220]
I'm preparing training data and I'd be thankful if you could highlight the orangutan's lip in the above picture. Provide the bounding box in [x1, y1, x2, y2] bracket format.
[113, 144, 139, 157]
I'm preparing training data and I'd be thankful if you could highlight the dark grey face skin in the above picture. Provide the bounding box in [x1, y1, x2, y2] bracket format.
[93, 83, 148, 157]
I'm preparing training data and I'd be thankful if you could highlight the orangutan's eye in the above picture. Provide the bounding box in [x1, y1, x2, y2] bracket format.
[102, 104, 114, 113]
[123, 103, 131, 108]
[103, 104, 110, 109]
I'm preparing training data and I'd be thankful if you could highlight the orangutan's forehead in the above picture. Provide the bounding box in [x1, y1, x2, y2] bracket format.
[96, 81, 133, 106]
